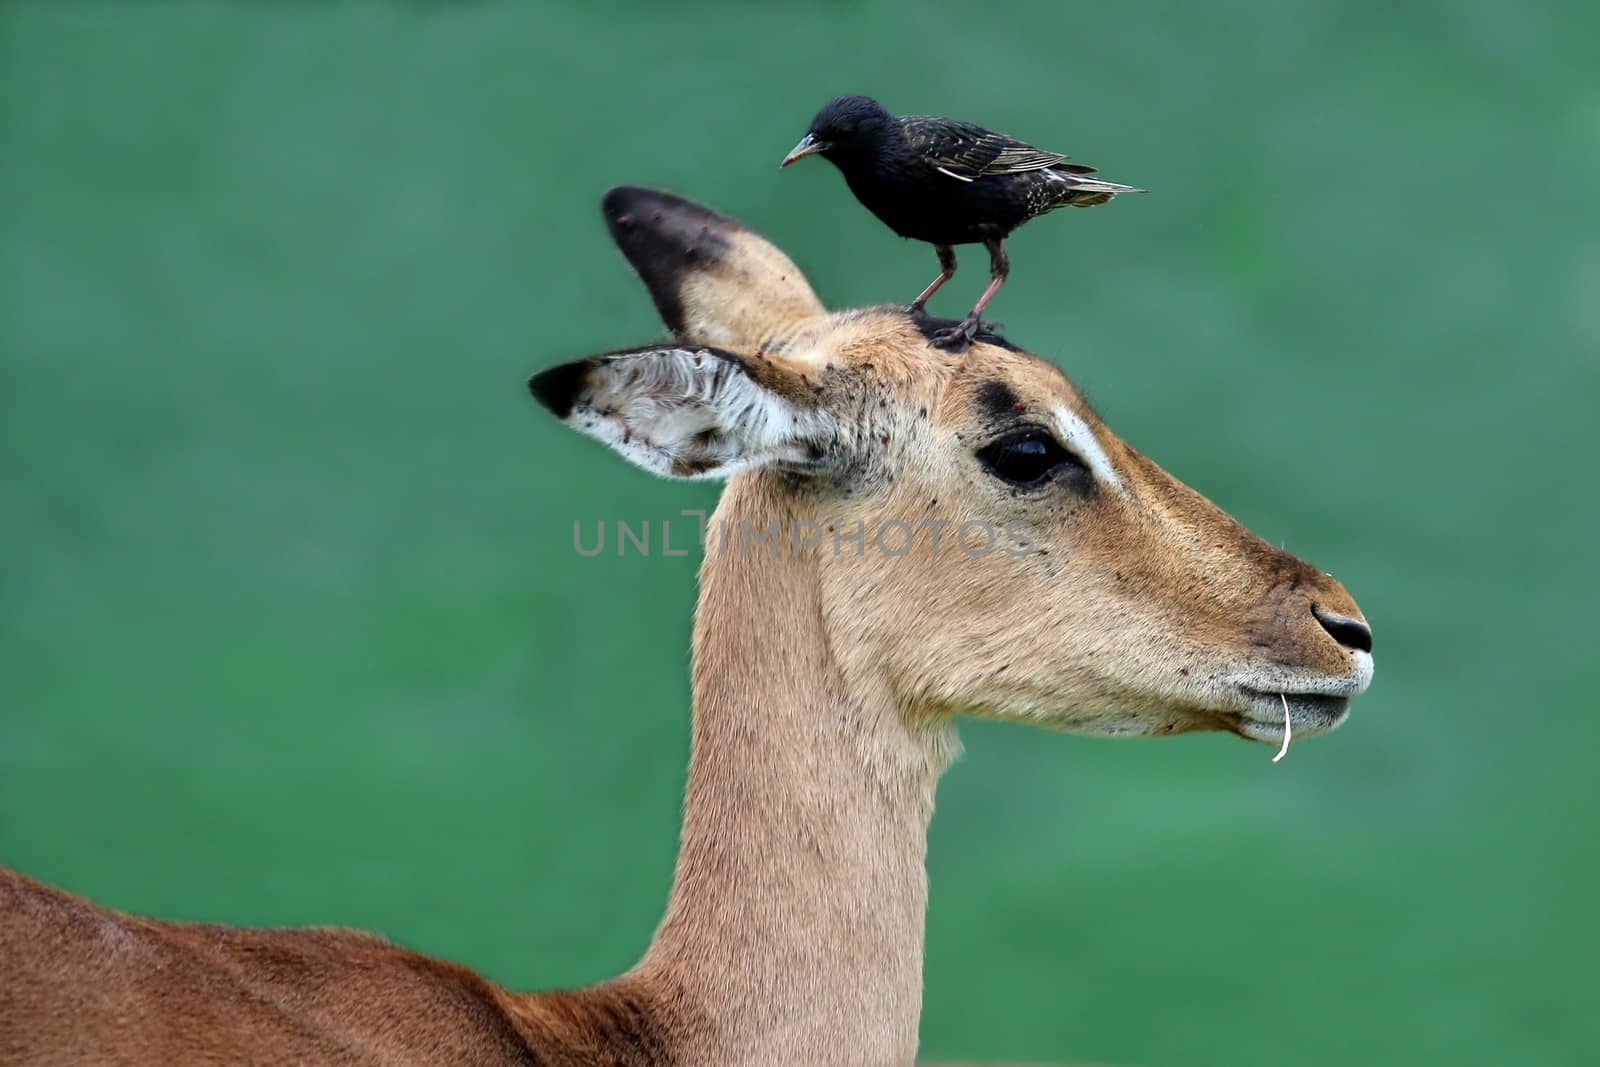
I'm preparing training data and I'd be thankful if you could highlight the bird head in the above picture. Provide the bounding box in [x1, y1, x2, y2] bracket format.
[781, 95, 893, 167]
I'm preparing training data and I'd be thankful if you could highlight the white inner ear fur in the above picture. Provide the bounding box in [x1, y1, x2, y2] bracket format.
[569, 347, 836, 480]
[1052, 406, 1123, 491]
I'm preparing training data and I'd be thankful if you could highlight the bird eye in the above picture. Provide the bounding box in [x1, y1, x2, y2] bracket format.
[976, 429, 1084, 488]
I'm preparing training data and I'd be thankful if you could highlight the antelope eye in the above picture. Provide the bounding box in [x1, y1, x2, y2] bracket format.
[976, 429, 1084, 488]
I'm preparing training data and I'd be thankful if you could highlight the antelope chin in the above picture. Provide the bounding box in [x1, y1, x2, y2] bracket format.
[1230, 691, 1351, 740]
[1214, 650, 1373, 742]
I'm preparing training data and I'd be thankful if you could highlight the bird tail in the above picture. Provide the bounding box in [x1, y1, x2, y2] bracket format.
[1047, 172, 1146, 208]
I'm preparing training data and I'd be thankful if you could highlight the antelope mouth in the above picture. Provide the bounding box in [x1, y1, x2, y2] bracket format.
[1229, 688, 1352, 740]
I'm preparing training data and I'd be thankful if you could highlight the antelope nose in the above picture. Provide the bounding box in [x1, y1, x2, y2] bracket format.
[1312, 605, 1373, 653]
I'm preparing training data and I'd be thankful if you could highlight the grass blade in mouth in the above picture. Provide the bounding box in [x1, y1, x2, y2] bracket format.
[1271, 692, 1292, 763]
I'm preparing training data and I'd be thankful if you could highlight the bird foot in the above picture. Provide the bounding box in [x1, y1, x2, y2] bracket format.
[929, 313, 1001, 350]
[930, 318, 977, 350]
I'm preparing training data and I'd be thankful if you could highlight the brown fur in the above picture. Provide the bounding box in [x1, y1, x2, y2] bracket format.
[0, 867, 701, 1066]
[0, 187, 1372, 1066]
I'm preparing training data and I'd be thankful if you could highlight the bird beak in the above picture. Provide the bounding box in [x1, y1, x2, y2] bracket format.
[780, 133, 827, 168]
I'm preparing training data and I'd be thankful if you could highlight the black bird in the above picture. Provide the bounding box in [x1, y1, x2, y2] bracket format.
[781, 95, 1142, 347]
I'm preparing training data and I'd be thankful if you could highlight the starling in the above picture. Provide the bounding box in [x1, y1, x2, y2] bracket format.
[781, 95, 1142, 347]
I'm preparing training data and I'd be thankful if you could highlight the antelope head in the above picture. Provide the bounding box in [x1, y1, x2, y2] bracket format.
[531, 187, 1373, 749]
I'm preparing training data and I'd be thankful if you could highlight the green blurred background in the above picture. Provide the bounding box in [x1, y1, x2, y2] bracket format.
[2, 2, 1596, 1064]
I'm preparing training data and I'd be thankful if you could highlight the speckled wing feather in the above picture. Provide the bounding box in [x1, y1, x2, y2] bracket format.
[900, 115, 1097, 181]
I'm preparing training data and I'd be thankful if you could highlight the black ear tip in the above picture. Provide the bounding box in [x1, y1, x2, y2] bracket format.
[601, 185, 644, 222]
[602, 185, 681, 234]
[600, 185, 739, 245]
[528, 360, 592, 420]
[601, 184, 690, 222]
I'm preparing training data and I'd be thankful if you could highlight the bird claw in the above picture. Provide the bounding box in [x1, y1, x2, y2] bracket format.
[930, 323, 976, 350]
[929, 313, 1001, 350]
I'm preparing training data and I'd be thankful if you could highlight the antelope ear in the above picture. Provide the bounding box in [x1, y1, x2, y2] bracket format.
[529, 345, 840, 480]
[602, 186, 825, 351]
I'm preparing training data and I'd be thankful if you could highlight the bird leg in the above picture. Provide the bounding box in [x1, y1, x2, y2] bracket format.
[910, 245, 957, 314]
[931, 239, 1008, 349]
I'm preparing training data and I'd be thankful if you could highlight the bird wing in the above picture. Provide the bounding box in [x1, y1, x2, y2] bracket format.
[901, 115, 1097, 180]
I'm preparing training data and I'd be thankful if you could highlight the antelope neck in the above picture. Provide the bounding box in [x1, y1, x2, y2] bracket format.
[635, 475, 954, 1065]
